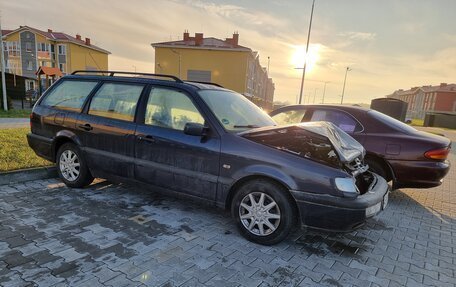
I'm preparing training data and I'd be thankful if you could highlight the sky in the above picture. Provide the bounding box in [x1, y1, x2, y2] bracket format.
[2, 0, 455, 104]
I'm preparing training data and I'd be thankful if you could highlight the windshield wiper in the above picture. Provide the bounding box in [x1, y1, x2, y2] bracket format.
[233, 124, 260, 128]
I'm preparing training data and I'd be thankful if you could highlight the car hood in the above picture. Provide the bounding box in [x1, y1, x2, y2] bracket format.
[239, 121, 365, 166]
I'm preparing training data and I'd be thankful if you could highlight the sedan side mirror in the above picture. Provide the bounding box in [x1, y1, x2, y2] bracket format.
[184, 122, 208, 136]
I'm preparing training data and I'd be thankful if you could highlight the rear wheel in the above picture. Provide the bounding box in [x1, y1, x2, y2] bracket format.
[56, 143, 94, 188]
[231, 179, 295, 245]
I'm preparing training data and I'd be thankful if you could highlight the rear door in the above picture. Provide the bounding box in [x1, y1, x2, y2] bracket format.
[134, 86, 221, 200]
[77, 81, 145, 178]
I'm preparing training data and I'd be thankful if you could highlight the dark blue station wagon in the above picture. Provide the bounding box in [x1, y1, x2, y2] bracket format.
[28, 71, 389, 245]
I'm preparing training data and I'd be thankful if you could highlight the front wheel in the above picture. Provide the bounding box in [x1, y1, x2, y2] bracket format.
[56, 143, 94, 188]
[231, 179, 296, 245]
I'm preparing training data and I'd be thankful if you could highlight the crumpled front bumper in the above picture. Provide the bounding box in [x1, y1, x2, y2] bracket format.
[290, 173, 389, 232]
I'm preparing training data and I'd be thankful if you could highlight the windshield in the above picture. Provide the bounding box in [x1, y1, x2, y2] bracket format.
[199, 90, 276, 132]
[368, 110, 417, 134]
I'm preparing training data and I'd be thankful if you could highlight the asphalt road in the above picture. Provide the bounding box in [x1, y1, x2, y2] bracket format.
[0, 118, 29, 129]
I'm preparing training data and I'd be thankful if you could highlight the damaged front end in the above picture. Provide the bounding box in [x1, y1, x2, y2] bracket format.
[240, 122, 374, 196]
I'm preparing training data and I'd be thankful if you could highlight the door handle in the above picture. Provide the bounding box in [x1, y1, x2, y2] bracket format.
[138, 135, 156, 143]
[78, 123, 93, 131]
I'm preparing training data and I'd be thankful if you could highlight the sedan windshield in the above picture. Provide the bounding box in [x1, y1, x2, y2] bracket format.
[199, 90, 276, 132]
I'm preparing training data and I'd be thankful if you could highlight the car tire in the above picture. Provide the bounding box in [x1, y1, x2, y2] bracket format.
[366, 159, 388, 180]
[56, 143, 94, 188]
[231, 179, 295, 245]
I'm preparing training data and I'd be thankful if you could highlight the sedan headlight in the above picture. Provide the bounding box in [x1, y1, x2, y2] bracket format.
[335, 177, 359, 198]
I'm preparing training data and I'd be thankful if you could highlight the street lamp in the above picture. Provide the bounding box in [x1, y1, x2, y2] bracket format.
[0, 16, 7, 111]
[340, 67, 352, 104]
[313, 88, 318, 103]
[298, 0, 316, 105]
[321, 81, 329, 103]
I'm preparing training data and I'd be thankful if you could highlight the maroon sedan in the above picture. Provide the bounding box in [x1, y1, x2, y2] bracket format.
[270, 105, 451, 189]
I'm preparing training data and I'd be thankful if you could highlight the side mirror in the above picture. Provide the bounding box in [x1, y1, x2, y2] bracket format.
[184, 122, 207, 136]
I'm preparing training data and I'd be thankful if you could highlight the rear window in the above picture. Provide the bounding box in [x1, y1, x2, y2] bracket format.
[368, 110, 417, 133]
[41, 80, 98, 112]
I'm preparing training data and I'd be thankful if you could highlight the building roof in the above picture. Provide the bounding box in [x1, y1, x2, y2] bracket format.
[36, 66, 64, 77]
[2, 26, 110, 54]
[152, 33, 251, 52]
[388, 83, 456, 97]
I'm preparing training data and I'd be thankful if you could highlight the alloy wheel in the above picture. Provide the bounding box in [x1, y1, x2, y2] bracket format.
[59, 150, 80, 182]
[239, 192, 281, 236]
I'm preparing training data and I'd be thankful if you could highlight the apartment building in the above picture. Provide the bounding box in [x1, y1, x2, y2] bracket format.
[386, 83, 456, 119]
[151, 31, 274, 110]
[2, 25, 110, 91]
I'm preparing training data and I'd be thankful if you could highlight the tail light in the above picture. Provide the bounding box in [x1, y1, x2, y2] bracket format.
[424, 147, 450, 160]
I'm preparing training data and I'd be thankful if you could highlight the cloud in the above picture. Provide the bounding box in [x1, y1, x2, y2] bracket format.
[181, 0, 291, 37]
[339, 31, 376, 41]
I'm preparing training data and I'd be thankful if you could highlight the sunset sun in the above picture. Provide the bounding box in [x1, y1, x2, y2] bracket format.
[291, 44, 320, 73]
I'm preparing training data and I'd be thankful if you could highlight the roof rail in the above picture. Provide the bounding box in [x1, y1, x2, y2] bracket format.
[185, 80, 224, 88]
[71, 70, 184, 83]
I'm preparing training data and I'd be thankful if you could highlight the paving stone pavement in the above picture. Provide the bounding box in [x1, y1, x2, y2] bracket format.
[0, 155, 455, 286]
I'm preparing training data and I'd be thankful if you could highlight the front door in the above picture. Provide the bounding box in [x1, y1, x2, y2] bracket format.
[135, 86, 221, 200]
[77, 82, 145, 179]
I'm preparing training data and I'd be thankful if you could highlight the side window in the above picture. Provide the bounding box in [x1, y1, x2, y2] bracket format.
[41, 80, 98, 112]
[88, 83, 143, 122]
[271, 109, 306, 125]
[311, 109, 361, 133]
[145, 88, 204, 131]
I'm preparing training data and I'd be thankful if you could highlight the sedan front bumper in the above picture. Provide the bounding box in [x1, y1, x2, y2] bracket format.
[290, 173, 389, 232]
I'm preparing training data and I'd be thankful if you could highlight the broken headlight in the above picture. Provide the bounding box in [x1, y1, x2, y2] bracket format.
[335, 177, 359, 198]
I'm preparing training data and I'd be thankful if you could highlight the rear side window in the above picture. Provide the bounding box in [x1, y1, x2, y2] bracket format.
[310, 109, 362, 133]
[88, 83, 143, 122]
[41, 80, 98, 112]
[271, 109, 306, 125]
[145, 88, 204, 130]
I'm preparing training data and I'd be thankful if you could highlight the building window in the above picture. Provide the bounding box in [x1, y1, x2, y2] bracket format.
[26, 60, 33, 71]
[26, 42, 32, 52]
[3, 42, 19, 57]
[59, 63, 66, 73]
[37, 43, 49, 52]
[58, 45, 66, 55]
[187, 70, 211, 82]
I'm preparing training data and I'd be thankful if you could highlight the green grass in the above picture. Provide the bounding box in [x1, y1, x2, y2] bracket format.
[0, 109, 32, 118]
[0, 127, 52, 172]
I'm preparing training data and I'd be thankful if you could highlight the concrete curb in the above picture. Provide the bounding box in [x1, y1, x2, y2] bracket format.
[0, 166, 57, 185]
